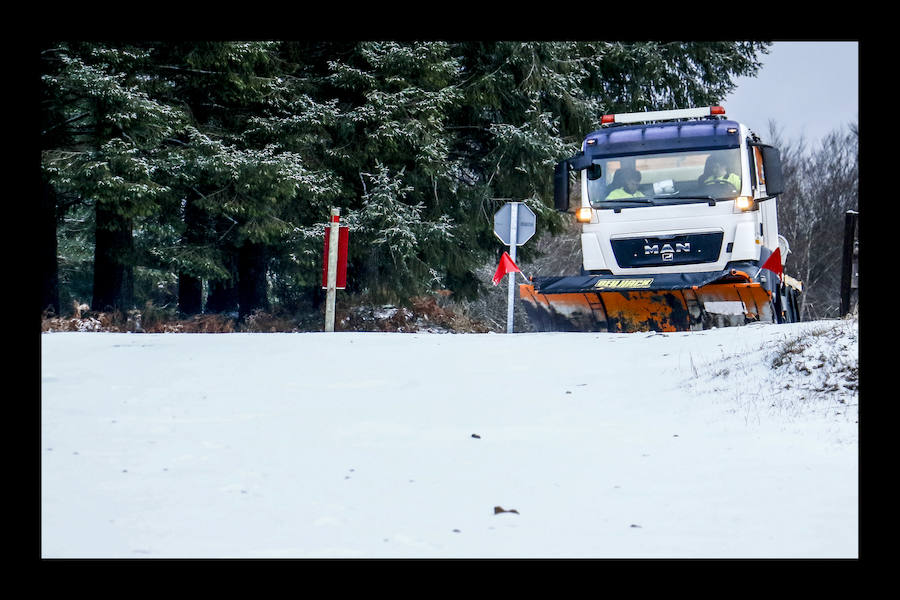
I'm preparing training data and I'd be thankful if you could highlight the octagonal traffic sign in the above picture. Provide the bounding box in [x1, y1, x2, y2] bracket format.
[493, 202, 536, 246]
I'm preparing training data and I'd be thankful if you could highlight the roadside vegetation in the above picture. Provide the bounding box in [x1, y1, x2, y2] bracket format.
[687, 316, 859, 423]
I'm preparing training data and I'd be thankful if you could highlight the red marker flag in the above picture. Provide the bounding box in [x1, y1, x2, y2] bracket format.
[492, 251, 521, 285]
[760, 247, 783, 281]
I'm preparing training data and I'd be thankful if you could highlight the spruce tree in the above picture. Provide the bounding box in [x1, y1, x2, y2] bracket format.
[148, 42, 342, 318]
[318, 41, 462, 303]
[41, 42, 187, 312]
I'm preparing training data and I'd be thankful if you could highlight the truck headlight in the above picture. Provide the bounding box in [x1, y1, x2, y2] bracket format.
[576, 207, 592, 222]
[733, 196, 757, 212]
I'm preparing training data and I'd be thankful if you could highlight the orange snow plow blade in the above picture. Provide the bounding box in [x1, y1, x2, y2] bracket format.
[519, 271, 773, 333]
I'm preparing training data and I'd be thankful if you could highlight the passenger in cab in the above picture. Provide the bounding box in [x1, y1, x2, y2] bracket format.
[605, 168, 644, 199]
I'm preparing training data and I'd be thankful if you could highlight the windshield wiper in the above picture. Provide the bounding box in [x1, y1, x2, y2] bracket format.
[596, 197, 655, 206]
[651, 195, 719, 206]
[592, 198, 656, 212]
[594, 196, 722, 211]
[594, 195, 729, 211]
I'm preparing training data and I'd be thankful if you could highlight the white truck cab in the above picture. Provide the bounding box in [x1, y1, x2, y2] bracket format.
[524, 106, 800, 332]
[556, 107, 786, 283]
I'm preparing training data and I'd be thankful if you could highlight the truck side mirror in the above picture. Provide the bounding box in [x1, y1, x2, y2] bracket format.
[761, 146, 785, 196]
[554, 160, 570, 211]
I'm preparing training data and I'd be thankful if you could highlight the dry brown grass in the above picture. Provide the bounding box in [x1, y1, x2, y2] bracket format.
[41, 301, 239, 334]
[41, 306, 140, 332]
[41, 295, 492, 334]
[240, 310, 300, 333]
[410, 295, 491, 333]
[332, 294, 492, 333]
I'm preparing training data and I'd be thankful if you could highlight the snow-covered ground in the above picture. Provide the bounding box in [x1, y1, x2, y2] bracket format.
[40, 319, 858, 558]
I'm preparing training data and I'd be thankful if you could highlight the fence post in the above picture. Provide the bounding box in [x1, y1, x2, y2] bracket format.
[840, 210, 858, 317]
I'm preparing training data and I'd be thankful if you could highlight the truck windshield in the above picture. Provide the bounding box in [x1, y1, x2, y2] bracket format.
[586, 147, 742, 206]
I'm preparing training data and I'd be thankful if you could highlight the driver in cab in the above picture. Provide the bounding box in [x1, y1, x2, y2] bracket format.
[701, 156, 741, 189]
[605, 168, 645, 199]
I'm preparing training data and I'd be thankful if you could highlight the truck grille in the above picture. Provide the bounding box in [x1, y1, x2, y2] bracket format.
[611, 232, 723, 268]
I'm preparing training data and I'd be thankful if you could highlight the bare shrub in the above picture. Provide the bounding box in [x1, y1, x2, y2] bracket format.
[239, 310, 300, 333]
[410, 295, 491, 333]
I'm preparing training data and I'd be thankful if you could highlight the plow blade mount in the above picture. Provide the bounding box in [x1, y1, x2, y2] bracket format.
[520, 269, 774, 332]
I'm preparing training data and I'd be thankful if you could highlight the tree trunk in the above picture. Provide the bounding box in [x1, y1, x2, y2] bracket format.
[92, 202, 134, 312]
[206, 239, 238, 314]
[178, 274, 203, 315]
[176, 196, 206, 316]
[207, 280, 238, 313]
[41, 180, 60, 316]
[238, 241, 269, 319]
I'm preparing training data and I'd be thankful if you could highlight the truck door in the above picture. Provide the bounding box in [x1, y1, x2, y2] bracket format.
[751, 145, 781, 253]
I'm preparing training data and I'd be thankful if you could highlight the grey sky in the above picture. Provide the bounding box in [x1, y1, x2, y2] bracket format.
[722, 41, 858, 147]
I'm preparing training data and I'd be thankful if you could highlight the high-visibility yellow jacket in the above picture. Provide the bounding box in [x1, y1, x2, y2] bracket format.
[703, 173, 741, 188]
[605, 188, 645, 200]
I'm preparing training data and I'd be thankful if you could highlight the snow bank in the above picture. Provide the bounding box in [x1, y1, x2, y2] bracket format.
[688, 319, 859, 427]
[41, 320, 858, 558]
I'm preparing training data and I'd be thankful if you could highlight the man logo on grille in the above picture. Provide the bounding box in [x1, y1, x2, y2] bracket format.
[644, 242, 691, 255]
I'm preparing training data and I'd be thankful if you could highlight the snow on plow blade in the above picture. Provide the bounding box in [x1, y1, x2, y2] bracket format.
[520, 269, 773, 332]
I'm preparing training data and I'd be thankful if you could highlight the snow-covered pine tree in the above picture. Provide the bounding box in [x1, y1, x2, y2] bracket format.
[41, 42, 187, 313]
[137, 42, 342, 318]
[320, 41, 466, 303]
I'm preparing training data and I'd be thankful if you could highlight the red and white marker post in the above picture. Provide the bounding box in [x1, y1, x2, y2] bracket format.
[322, 208, 348, 332]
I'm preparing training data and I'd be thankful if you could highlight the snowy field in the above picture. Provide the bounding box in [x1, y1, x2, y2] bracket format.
[40, 319, 858, 558]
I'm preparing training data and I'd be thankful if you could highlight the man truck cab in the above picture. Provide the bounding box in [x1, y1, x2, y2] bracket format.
[520, 106, 802, 332]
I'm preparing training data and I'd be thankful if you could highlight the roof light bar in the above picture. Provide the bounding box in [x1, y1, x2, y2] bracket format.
[601, 106, 726, 125]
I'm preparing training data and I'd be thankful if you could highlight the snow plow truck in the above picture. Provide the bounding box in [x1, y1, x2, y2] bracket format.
[520, 106, 803, 332]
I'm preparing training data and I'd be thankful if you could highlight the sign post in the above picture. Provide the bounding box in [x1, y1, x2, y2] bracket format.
[493, 202, 536, 333]
[506, 203, 518, 334]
